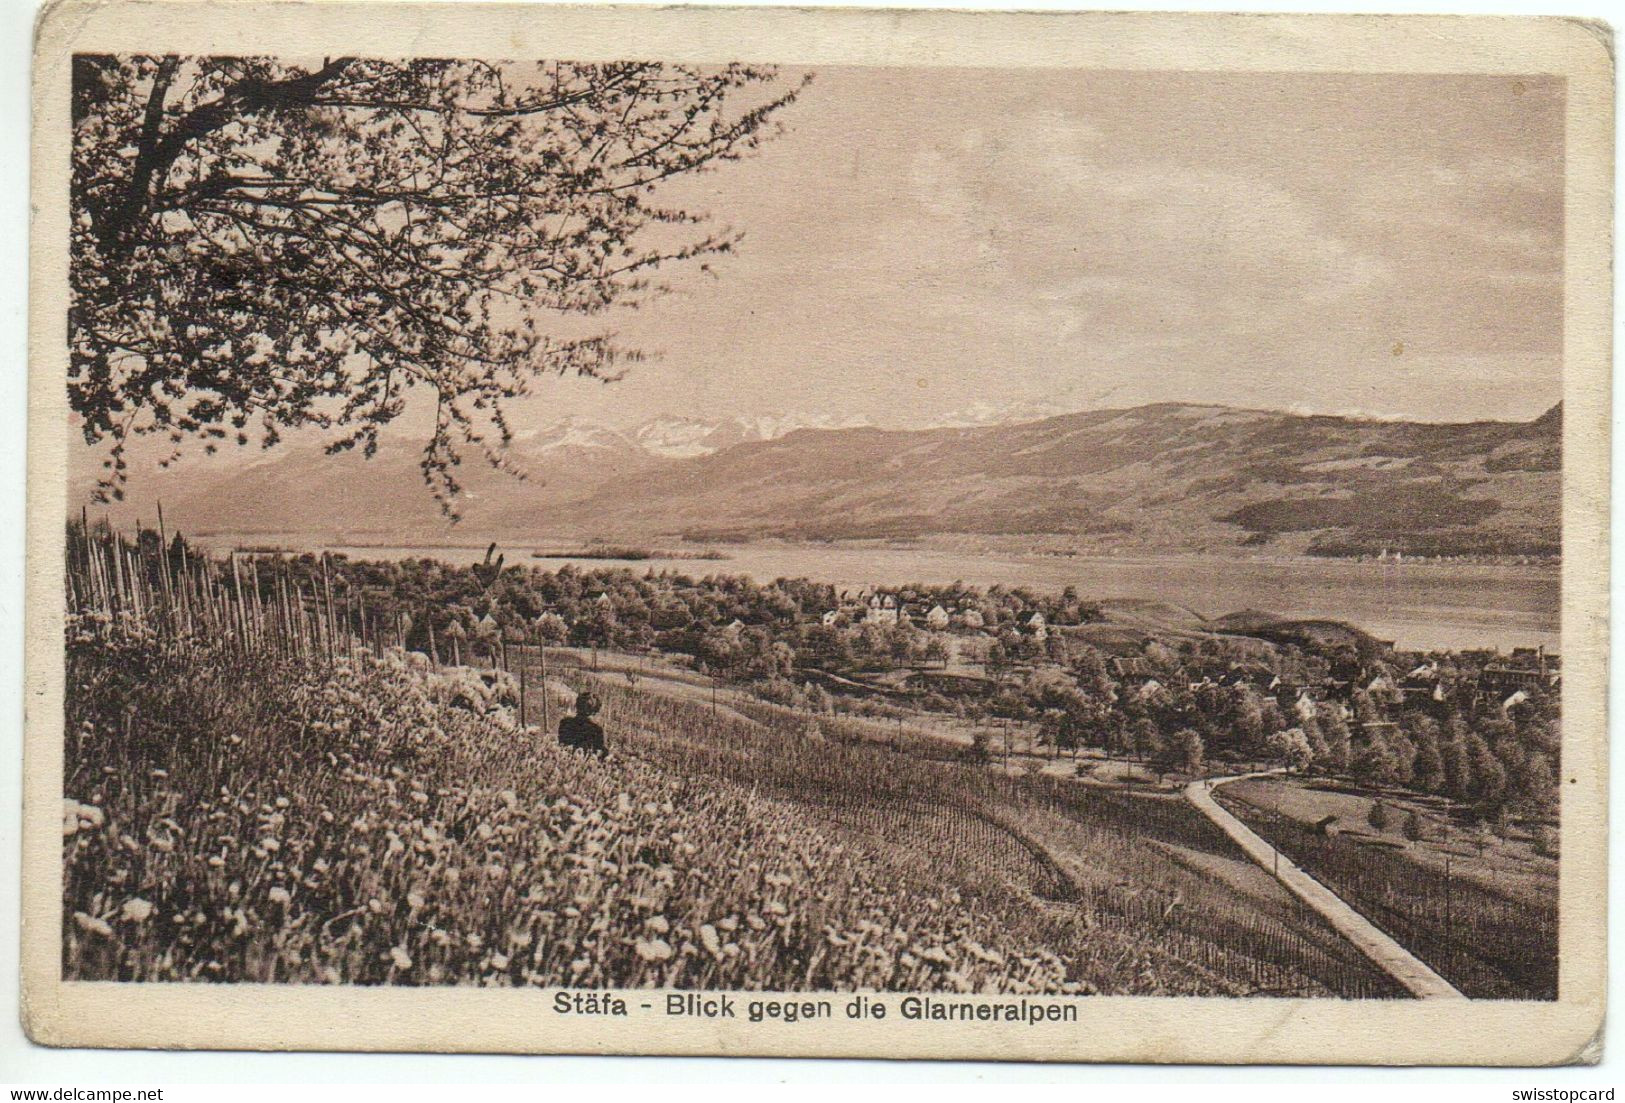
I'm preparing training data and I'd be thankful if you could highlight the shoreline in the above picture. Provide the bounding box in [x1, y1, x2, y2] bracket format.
[186, 532, 1563, 574]
[178, 534, 1561, 655]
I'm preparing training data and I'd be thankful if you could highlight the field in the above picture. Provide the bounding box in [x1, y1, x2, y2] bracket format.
[65, 627, 1094, 991]
[1214, 782, 1558, 999]
[61, 525, 1403, 996]
[1221, 778, 1559, 901]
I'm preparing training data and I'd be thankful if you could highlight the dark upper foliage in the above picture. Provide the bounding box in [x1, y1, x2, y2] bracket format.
[71, 56, 806, 512]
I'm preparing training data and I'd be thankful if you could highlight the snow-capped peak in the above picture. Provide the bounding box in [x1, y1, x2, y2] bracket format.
[519, 404, 1071, 462]
[632, 415, 733, 459]
[516, 416, 637, 453]
[632, 412, 875, 458]
[924, 400, 1070, 429]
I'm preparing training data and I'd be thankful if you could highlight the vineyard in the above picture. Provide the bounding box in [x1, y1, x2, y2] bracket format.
[562, 673, 1401, 997]
[1211, 791, 1558, 999]
[61, 523, 1401, 996]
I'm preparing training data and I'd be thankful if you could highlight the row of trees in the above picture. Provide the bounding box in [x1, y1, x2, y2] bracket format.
[1020, 671, 1557, 818]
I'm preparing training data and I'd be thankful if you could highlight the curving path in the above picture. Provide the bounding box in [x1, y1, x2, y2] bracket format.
[1185, 771, 1465, 1000]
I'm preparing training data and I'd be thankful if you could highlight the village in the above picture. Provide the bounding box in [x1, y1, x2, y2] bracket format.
[802, 584, 1560, 722]
[635, 578, 1557, 773]
[245, 543, 1559, 829]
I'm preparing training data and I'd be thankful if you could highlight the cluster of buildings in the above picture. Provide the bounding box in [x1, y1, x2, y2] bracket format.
[1473, 645, 1562, 691]
[1104, 644, 1560, 727]
[820, 589, 1047, 638]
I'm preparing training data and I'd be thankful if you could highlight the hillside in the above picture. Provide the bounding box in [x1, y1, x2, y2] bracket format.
[82, 418, 661, 539]
[76, 411, 873, 539]
[535, 402, 1560, 557]
[63, 543, 1400, 996]
[93, 401, 1560, 558]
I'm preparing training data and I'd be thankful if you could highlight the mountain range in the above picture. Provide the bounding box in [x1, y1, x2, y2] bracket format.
[107, 402, 1067, 538]
[119, 401, 1560, 558]
[512, 402, 1066, 460]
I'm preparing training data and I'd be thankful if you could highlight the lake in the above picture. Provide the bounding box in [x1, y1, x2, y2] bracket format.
[195, 536, 1560, 653]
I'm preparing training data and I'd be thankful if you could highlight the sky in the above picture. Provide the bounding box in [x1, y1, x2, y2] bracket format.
[74, 64, 1567, 497]
[521, 66, 1565, 430]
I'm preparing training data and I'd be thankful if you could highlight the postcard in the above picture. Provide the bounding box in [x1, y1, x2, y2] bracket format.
[23, 2, 1612, 1063]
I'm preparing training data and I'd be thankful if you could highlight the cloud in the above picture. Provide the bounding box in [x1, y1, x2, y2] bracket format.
[503, 69, 1567, 427]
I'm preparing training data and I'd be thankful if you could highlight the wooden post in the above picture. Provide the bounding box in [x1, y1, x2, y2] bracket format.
[155, 500, 172, 608]
[1444, 853, 1453, 929]
[230, 552, 248, 652]
[321, 554, 336, 662]
[248, 555, 264, 650]
[519, 659, 528, 728]
[540, 644, 550, 736]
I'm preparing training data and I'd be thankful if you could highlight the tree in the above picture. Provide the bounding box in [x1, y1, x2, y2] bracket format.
[798, 624, 852, 671]
[1351, 688, 1382, 726]
[1441, 716, 1476, 802]
[1387, 728, 1418, 787]
[72, 57, 805, 510]
[1230, 685, 1267, 752]
[1367, 799, 1391, 833]
[1130, 717, 1163, 764]
[575, 600, 618, 649]
[1300, 715, 1331, 773]
[1144, 641, 1178, 671]
[1356, 727, 1398, 786]
[1068, 643, 1113, 697]
[1163, 728, 1204, 777]
[886, 627, 915, 664]
[1402, 808, 1426, 842]
[1320, 709, 1353, 774]
[1039, 709, 1073, 757]
[695, 629, 742, 676]
[985, 640, 1010, 682]
[1467, 731, 1508, 807]
[1266, 728, 1314, 773]
[1410, 715, 1447, 794]
[1513, 750, 1557, 815]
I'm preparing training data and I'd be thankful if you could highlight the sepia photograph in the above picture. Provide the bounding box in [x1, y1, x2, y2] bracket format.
[20, 2, 1612, 1064]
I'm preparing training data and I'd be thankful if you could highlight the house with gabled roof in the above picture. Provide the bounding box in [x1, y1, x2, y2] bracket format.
[1019, 611, 1047, 641]
[865, 592, 901, 626]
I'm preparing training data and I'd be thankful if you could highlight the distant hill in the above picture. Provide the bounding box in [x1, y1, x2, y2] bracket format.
[535, 402, 1560, 557]
[1095, 599, 1210, 631]
[1212, 615, 1383, 652]
[80, 406, 977, 538]
[90, 420, 661, 540]
[96, 401, 1560, 558]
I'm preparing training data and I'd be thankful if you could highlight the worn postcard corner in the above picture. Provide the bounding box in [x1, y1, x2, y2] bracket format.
[22, 0, 1613, 1064]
